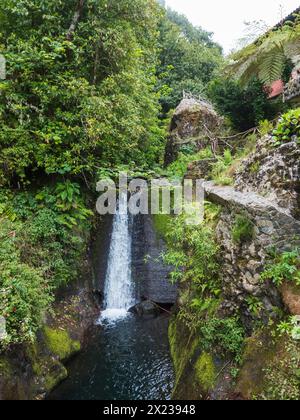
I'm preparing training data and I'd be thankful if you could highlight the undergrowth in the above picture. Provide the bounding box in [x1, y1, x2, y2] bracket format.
[0, 182, 93, 346]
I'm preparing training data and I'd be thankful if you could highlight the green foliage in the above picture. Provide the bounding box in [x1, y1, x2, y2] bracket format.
[204, 202, 221, 224]
[198, 317, 245, 362]
[208, 77, 283, 131]
[0, 219, 52, 344]
[35, 181, 93, 228]
[0, 183, 91, 346]
[261, 249, 300, 287]
[258, 119, 274, 136]
[273, 108, 300, 144]
[259, 339, 300, 400]
[153, 213, 171, 240]
[232, 214, 254, 244]
[276, 318, 295, 337]
[226, 17, 299, 85]
[165, 153, 193, 180]
[165, 202, 245, 366]
[0, 0, 165, 185]
[211, 149, 234, 186]
[246, 296, 264, 316]
[163, 211, 220, 291]
[249, 161, 261, 174]
[166, 148, 214, 180]
[157, 9, 223, 113]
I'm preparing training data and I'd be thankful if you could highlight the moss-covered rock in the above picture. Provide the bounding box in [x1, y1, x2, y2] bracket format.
[43, 361, 68, 393]
[238, 327, 300, 400]
[0, 356, 27, 400]
[169, 317, 219, 400]
[194, 352, 216, 392]
[43, 327, 81, 361]
[153, 214, 171, 241]
[236, 330, 276, 399]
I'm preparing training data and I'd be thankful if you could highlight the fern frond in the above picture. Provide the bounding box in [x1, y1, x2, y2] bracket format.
[257, 47, 286, 84]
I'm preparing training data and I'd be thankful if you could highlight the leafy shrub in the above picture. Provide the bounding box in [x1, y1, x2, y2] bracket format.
[211, 149, 234, 186]
[0, 219, 52, 344]
[199, 317, 245, 362]
[259, 339, 300, 400]
[273, 108, 300, 144]
[232, 215, 254, 244]
[261, 249, 300, 287]
[166, 148, 214, 179]
[245, 296, 263, 316]
[0, 183, 92, 346]
[36, 181, 93, 228]
[259, 119, 274, 136]
[208, 78, 283, 131]
[163, 211, 220, 290]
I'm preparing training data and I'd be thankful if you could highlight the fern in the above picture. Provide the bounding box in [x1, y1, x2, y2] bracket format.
[258, 47, 286, 84]
[226, 18, 300, 86]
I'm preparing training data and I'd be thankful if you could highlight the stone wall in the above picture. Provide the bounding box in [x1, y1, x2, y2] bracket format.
[235, 135, 300, 219]
[204, 181, 300, 329]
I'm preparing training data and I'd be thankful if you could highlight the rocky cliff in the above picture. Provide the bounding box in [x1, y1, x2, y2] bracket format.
[168, 106, 300, 400]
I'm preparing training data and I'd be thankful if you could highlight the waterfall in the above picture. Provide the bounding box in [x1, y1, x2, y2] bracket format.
[99, 192, 135, 323]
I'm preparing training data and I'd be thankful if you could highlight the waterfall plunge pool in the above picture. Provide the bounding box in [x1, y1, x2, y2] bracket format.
[48, 313, 174, 400]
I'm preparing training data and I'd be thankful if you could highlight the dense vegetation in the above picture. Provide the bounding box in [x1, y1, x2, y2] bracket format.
[1, 0, 300, 402]
[208, 77, 283, 131]
[0, 1, 226, 346]
[0, 182, 92, 344]
[157, 8, 223, 114]
[0, 0, 166, 186]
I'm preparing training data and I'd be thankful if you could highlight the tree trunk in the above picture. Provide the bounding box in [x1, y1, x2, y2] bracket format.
[66, 0, 85, 41]
[93, 42, 100, 85]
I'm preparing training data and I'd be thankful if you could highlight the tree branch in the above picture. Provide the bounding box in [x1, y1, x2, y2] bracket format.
[66, 0, 85, 41]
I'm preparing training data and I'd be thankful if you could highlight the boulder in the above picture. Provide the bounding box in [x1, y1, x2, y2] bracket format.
[129, 300, 160, 316]
[164, 98, 222, 165]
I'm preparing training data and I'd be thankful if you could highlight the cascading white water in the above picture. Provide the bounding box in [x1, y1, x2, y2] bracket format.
[99, 192, 135, 323]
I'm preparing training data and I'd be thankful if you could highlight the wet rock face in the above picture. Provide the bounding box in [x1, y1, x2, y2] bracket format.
[235, 135, 300, 219]
[164, 98, 222, 165]
[131, 215, 177, 305]
[204, 182, 300, 329]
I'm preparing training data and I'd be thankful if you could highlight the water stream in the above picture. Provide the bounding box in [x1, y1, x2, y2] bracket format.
[49, 193, 174, 400]
[99, 192, 135, 323]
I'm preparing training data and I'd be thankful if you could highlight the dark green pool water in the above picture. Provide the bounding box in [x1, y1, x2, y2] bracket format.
[48, 313, 174, 401]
